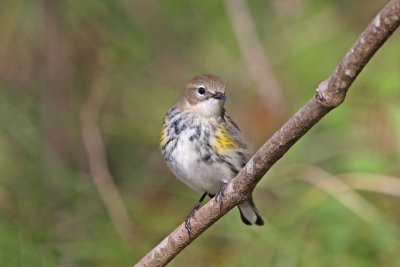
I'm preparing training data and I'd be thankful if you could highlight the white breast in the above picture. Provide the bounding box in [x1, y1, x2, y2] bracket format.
[167, 135, 233, 194]
[162, 110, 237, 194]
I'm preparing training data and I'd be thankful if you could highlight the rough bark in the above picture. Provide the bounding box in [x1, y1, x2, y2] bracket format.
[135, 0, 400, 266]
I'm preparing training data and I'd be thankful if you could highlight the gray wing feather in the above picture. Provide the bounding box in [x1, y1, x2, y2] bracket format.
[222, 110, 250, 152]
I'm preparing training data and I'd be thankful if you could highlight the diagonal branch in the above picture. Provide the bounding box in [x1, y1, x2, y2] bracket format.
[135, 1, 400, 266]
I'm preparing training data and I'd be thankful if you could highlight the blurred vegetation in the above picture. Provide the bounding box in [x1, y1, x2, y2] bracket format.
[0, 0, 399, 266]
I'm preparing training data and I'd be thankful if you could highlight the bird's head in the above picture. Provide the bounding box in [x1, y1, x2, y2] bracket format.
[177, 74, 227, 117]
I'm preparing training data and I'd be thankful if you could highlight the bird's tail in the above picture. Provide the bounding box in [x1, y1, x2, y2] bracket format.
[238, 198, 264, 226]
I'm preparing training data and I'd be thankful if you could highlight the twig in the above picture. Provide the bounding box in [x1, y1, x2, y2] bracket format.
[135, 1, 400, 266]
[80, 57, 135, 245]
[297, 165, 380, 223]
[224, 0, 286, 115]
[340, 173, 400, 197]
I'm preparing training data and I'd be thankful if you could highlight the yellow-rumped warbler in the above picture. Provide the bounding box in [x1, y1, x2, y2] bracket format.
[160, 74, 264, 234]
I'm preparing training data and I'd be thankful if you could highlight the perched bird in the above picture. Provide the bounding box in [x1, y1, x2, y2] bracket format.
[160, 74, 264, 234]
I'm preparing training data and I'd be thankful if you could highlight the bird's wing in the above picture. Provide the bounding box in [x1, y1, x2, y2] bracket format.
[159, 114, 169, 149]
[222, 109, 248, 149]
[223, 110, 240, 132]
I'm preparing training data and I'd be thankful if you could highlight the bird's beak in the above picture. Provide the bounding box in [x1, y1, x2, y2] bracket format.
[212, 92, 227, 100]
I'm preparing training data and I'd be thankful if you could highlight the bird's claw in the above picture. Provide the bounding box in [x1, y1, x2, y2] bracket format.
[185, 216, 192, 236]
[214, 183, 228, 210]
[184, 202, 201, 236]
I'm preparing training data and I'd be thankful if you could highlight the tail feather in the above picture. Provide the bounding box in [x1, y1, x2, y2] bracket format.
[238, 199, 264, 226]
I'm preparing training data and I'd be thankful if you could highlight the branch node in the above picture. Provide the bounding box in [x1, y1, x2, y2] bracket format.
[315, 79, 329, 103]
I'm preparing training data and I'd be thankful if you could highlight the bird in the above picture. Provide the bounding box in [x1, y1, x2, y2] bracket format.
[160, 74, 264, 234]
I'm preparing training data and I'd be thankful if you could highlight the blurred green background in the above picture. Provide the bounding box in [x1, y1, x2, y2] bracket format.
[1, 0, 400, 266]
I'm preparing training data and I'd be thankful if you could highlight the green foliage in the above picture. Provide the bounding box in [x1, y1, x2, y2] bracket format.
[0, 0, 399, 266]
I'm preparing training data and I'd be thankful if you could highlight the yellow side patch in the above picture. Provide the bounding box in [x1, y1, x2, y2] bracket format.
[214, 126, 238, 154]
[160, 116, 168, 148]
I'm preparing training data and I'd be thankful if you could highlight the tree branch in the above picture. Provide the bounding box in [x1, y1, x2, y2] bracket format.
[135, 1, 400, 266]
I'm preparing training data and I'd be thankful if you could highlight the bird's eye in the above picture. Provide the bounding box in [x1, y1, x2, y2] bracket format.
[197, 86, 206, 95]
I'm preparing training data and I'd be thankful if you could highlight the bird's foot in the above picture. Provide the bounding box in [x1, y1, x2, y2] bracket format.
[214, 182, 228, 210]
[184, 193, 207, 236]
[184, 202, 201, 236]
